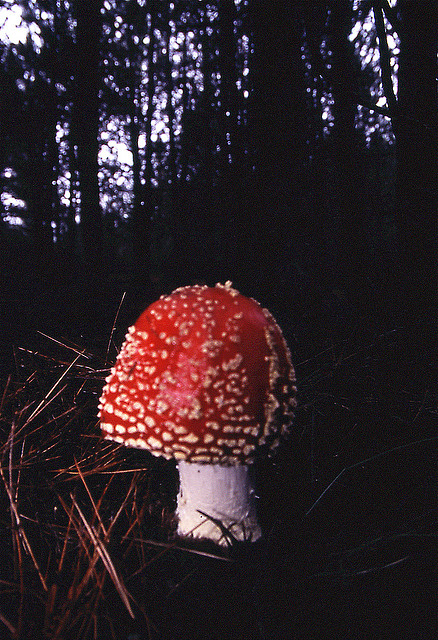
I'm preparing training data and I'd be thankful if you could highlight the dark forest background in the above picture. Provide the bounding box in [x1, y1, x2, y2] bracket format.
[0, 0, 435, 363]
[0, 2, 436, 639]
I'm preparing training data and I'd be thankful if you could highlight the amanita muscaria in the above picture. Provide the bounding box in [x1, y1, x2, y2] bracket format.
[98, 282, 297, 545]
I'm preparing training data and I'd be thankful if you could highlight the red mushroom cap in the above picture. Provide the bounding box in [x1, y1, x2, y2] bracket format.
[98, 282, 297, 464]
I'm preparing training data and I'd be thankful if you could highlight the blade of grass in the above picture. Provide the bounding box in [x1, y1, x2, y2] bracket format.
[305, 435, 437, 518]
[105, 291, 126, 364]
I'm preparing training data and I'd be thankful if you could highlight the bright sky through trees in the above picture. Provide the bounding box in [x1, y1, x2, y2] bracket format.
[0, 2, 43, 48]
[0, 1, 399, 228]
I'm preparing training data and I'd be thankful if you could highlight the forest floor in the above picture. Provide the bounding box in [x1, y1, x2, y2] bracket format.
[0, 245, 436, 640]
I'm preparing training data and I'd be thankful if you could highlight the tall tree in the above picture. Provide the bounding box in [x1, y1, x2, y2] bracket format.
[143, 2, 156, 195]
[217, 0, 239, 169]
[328, 2, 369, 299]
[71, 0, 103, 262]
[125, 0, 148, 248]
[393, 0, 437, 308]
[248, 0, 309, 296]
[26, 71, 58, 255]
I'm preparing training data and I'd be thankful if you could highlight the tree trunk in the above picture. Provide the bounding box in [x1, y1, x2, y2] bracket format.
[329, 3, 369, 302]
[72, 0, 103, 265]
[144, 2, 156, 192]
[126, 3, 145, 260]
[164, 5, 177, 187]
[218, 0, 239, 168]
[131, 1, 157, 266]
[394, 0, 437, 310]
[248, 1, 308, 296]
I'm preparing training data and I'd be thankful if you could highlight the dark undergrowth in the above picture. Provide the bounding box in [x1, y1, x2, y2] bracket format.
[0, 276, 436, 640]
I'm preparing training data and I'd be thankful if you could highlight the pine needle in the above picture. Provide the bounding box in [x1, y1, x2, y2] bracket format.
[23, 352, 84, 425]
[71, 494, 135, 618]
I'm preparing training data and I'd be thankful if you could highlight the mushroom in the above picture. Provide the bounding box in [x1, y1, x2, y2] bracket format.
[98, 282, 297, 545]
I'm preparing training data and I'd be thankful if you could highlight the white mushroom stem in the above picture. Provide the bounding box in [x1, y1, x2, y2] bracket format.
[176, 461, 262, 545]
